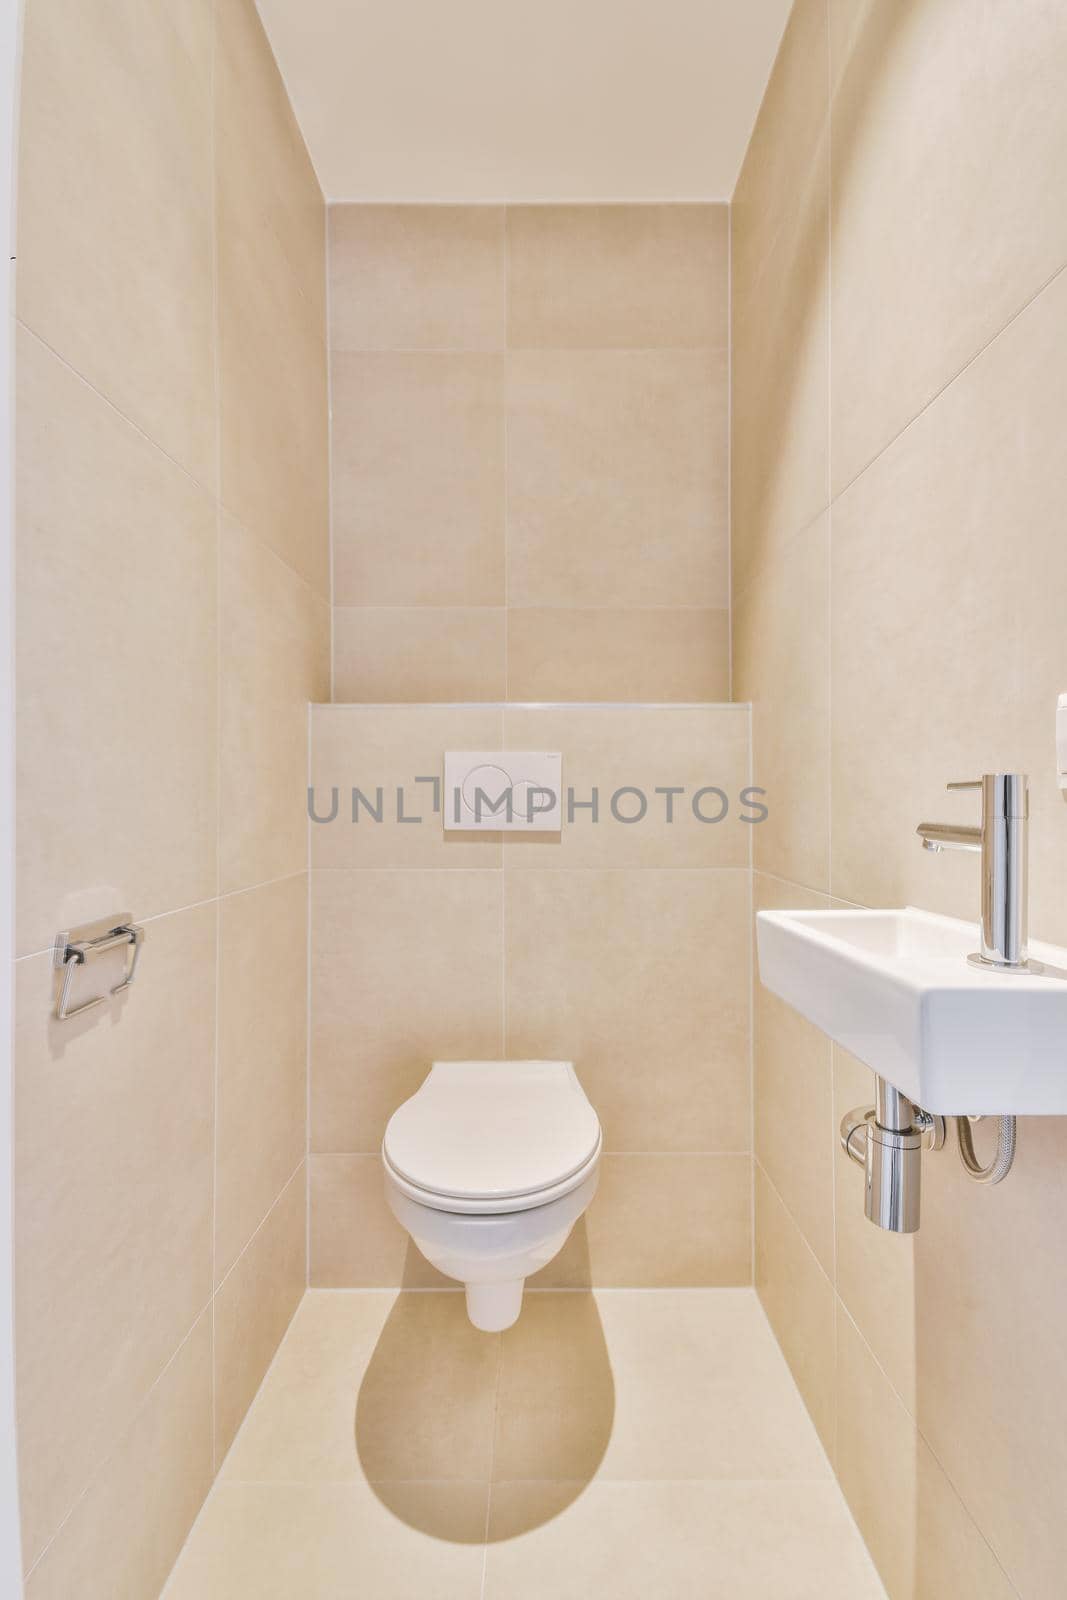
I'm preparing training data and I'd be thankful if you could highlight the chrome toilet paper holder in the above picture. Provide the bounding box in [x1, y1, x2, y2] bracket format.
[52, 913, 144, 1021]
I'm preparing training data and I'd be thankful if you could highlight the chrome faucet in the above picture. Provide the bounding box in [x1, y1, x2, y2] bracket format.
[916, 773, 1030, 970]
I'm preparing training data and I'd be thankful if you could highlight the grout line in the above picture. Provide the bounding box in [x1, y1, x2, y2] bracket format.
[307, 868, 753, 878]
[524, 1284, 752, 1295]
[309, 699, 749, 712]
[207, 1468, 856, 1485]
[328, 600, 733, 611]
[15, 319, 218, 506]
[210, 882, 220, 1482]
[313, 1148, 752, 1159]
[161, 1283, 316, 1598]
[326, 198, 735, 208]
[479, 1332, 504, 1598]
[500, 819, 508, 1055]
[160, 1173, 311, 1589]
[19, 315, 324, 618]
[330, 344, 727, 357]
[726, 202, 733, 704]
[729, 503, 828, 612]
[224, 505, 327, 604]
[213, 1158, 306, 1298]
[216, 868, 309, 903]
[801, 1323, 888, 1600]
[305, 1284, 761, 1295]
[824, 0, 840, 1480]
[325, 201, 336, 704]
[502, 208, 510, 698]
[748, 1280, 837, 1481]
[26, 1295, 215, 1582]
[754, 1157, 834, 1295]
[747, 701, 756, 1284]
[14, 870, 310, 964]
[828, 253, 1067, 509]
[832, 1300, 1015, 1597]
[306, 708, 313, 1286]
[750, 865, 836, 903]
[825, 0, 834, 916]
[213, 1476, 497, 1487]
[209, 0, 223, 1478]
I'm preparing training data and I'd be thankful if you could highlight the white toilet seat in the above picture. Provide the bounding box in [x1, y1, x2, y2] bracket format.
[383, 1134, 602, 1215]
[382, 1060, 601, 1216]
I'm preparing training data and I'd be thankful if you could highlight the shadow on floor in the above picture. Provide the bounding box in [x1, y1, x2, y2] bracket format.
[355, 1226, 615, 1542]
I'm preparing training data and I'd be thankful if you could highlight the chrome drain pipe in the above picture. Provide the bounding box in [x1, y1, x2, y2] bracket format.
[840, 1078, 945, 1234]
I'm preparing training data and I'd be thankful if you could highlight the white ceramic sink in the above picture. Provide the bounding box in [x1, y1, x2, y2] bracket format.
[756, 907, 1067, 1115]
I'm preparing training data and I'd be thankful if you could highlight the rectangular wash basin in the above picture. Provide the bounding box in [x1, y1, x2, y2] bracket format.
[756, 907, 1067, 1115]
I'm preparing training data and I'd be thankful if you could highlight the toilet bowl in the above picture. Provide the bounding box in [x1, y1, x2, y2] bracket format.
[382, 1060, 601, 1331]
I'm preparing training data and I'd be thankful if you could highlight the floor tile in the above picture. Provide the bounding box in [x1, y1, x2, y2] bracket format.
[164, 1481, 487, 1598]
[484, 1480, 884, 1597]
[222, 1290, 499, 1485]
[496, 1291, 829, 1482]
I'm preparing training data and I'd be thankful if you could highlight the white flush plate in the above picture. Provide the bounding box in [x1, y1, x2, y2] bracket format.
[444, 751, 562, 832]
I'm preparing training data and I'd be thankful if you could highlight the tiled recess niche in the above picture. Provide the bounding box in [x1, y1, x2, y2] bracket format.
[311, 204, 750, 1288]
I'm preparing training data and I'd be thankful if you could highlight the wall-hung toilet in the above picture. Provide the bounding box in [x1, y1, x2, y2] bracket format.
[382, 1060, 601, 1331]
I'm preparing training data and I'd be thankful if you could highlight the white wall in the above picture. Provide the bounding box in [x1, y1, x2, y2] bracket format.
[0, 0, 22, 1587]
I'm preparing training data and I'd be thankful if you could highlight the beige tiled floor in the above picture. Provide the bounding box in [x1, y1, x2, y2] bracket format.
[164, 1289, 884, 1599]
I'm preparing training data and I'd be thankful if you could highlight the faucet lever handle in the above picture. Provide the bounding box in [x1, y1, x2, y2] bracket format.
[946, 775, 1028, 816]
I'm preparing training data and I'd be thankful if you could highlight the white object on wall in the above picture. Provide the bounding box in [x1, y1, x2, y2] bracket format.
[444, 752, 562, 833]
[1057, 693, 1067, 791]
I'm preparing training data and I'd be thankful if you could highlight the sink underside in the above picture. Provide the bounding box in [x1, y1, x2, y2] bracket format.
[756, 906, 1067, 1116]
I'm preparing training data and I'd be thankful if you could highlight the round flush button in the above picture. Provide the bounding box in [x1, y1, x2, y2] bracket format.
[461, 763, 513, 816]
[510, 778, 548, 821]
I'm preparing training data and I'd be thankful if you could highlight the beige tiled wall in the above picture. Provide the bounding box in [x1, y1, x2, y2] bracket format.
[734, 2, 1067, 1596]
[308, 704, 752, 1287]
[14, 0, 328, 1591]
[328, 203, 730, 702]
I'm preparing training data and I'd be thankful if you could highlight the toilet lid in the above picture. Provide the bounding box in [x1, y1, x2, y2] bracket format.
[383, 1061, 601, 1204]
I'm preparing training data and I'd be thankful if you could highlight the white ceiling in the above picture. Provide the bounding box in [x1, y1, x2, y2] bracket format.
[255, 0, 794, 202]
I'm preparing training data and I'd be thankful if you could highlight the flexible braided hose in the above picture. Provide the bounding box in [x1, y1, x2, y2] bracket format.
[956, 1115, 1016, 1184]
